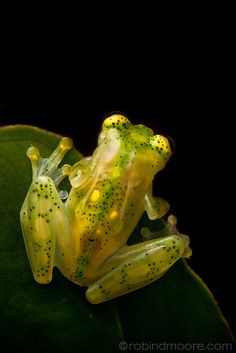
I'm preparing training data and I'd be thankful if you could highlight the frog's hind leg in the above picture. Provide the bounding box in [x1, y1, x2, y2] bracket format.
[20, 138, 74, 284]
[20, 177, 73, 284]
[86, 234, 190, 304]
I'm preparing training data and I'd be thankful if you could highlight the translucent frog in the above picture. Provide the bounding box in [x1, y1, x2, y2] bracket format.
[20, 114, 191, 304]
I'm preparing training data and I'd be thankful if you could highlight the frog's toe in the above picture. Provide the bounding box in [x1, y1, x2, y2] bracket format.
[167, 215, 192, 259]
[26, 137, 73, 191]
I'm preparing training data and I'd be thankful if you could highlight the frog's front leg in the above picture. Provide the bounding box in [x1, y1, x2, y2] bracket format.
[86, 233, 190, 304]
[20, 138, 74, 284]
[144, 183, 170, 220]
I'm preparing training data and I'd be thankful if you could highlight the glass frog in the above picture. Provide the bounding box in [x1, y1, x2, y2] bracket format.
[20, 114, 191, 304]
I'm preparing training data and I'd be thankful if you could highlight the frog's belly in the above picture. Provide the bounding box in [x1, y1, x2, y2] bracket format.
[72, 195, 145, 284]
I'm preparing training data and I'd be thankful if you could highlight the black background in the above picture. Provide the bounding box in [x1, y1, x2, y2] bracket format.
[0, 14, 234, 338]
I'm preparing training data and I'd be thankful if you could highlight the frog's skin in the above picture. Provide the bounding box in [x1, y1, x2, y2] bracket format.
[20, 114, 191, 304]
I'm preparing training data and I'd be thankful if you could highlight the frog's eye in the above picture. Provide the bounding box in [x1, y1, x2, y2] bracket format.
[102, 114, 131, 130]
[149, 135, 172, 162]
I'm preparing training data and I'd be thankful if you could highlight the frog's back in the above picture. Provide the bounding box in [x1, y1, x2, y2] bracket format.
[66, 115, 171, 283]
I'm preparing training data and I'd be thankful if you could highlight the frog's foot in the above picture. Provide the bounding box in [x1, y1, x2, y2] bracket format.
[27, 137, 73, 198]
[167, 215, 192, 258]
[69, 156, 92, 188]
[86, 234, 188, 304]
[141, 214, 192, 258]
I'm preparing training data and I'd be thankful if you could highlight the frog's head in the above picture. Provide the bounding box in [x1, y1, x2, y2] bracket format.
[99, 114, 172, 173]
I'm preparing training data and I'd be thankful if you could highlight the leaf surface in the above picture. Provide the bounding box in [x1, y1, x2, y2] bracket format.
[0, 125, 234, 353]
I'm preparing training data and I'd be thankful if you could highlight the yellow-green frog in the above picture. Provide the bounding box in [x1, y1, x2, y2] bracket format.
[20, 114, 191, 304]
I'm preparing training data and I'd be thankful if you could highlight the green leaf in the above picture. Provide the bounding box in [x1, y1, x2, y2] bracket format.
[0, 125, 235, 353]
